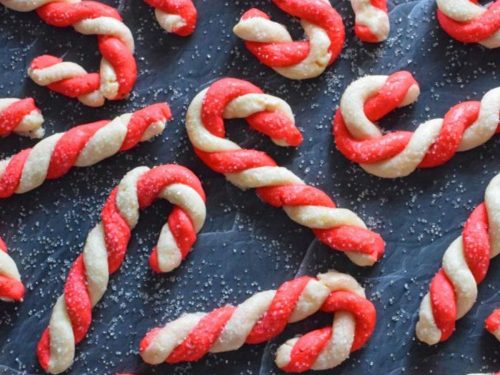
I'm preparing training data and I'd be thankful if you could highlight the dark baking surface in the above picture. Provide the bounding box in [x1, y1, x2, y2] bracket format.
[0, 0, 499, 374]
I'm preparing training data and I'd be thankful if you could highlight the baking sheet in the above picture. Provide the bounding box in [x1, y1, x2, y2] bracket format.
[0, 0, 498, 374]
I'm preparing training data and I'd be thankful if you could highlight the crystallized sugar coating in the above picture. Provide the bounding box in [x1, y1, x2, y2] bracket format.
[140, 270, 376, 373]
[37, 164, 206, 374]
[143, 0, 197, 36]
[0, 98, 44, 138]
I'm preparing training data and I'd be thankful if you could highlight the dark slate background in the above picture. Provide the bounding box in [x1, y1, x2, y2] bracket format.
[0, 0, 498, 374]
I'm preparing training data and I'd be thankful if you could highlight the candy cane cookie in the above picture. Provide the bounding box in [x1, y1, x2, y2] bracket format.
[485, 309, 500, 341]
[0, 103, 171, 198]
[0, 0, 137, 106]
[0, 237, 25, 302]
[143, 0, 197, 36]
[233, 1, 345, 80]
[140, 270, 376, 372]
[37, 164, 206, 374]
[0, 98, 44, 138]
[186, 78, 384, 266]
[416, 172, 500, 345]
[333, 71, 500, 178]
[436, 0, 500, 48]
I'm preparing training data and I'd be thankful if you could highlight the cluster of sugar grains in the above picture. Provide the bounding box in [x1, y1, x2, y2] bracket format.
[0, 98, 44, 138]
[416, 172, 499, 345]
[334, 71, 500, 178]
[37, 164, 206, 374]
[0, 0, 136, 106]
[233, 0, 389, 80]
[436, 0, 500, 48]
[140, 270, 376, 373]
[143, 0, 197, 36]
[186, 78, 385, 266]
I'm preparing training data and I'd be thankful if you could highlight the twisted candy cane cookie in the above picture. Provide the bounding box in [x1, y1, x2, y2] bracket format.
[485, 309, 500, 341]
[334, 71, 500, 178]
[233, 0, 345, 80]
[416, 172, 500, 345]
[0, 0, 136, 106]
[0, 103, 171, 198]
[140, 270, 376, 372]
[436, 0, 500, 48]
[186, 78, 384, 266]
[143, 0, 197, 36]
[0, 237, 25, 302]
[0, 98, 44, 138]
[37, 164, 206, 374]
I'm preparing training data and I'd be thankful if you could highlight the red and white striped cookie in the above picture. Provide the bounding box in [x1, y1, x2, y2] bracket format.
[436, 0, 500, 48]
[0, 0, 137, 106]
[0, 98, 44, 138]
[37, 164, 206, 374]
[0, 237, 25, 302]
[485, 309, 500, 341]
[334, 71, 500, 178]
[143, 0, 197, 36]
[0, 103, 171, 198]
[416, 172, 500, 345]
[186, 78, 385, 266]
[233, 0, 345, 79]
[140, 270, 376, 372]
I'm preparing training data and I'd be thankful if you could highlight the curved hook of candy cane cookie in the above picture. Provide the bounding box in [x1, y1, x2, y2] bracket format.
[233, 0, 345, 80]
[0, 103, 171, 198]
[37, 165, 206, 374]
[436, 0, 500, 48]
[0, 98, 44, 138]
[0, 237, 25, 302]
[143, 0, 197, 36]
[334, 71, 500, 178]
[0, 0, 137, 105]
[139, 270, 376, 373]
[416, 172, 500, 345]
[186, 77, 384, 267]
[485, 309, 500, 341]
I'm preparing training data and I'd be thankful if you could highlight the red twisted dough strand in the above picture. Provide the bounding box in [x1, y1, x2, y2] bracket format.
[437, 0, 500, 45]
[139, 272, 376, 372]
[0, 103, 171, 198]
[191, 78, 384, 265]
[334, 71, 500, 167]
[0, 98, 43, 137]
[0, 237, 25, 302]
[143, 0, 197, 36]
[485, 309, 500, 340]
[240, 0, 344, 67]
[37, 165, 206, 374]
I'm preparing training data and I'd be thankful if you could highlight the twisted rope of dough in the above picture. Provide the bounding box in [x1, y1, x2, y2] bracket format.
[233, 0, 345, 80]
[0, 237, 25, 302]
[143, 0, 197, 36]
[416, 172, 500, 345]
[334, 71, 500, 178]
[186, 78, 384, 266]
[485, 308, 500, 341]
[140, 270, 376, 372]
[0, 0, 137, 106]
[436, 0, 500, 48]
[37, 164, 207, 374]
[0, 103, 171, 198]
[0, 98, 44, 138]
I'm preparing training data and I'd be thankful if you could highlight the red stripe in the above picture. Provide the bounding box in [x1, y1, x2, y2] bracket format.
[0, 98, 38, 136]
[429, 269, 457, 341]
[0, 149, 31, 198]
[485, 309, 500, 334]
[144, 0, 197, 36]
[462, 204, 490, 283]
[246, 277, 313, 344]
